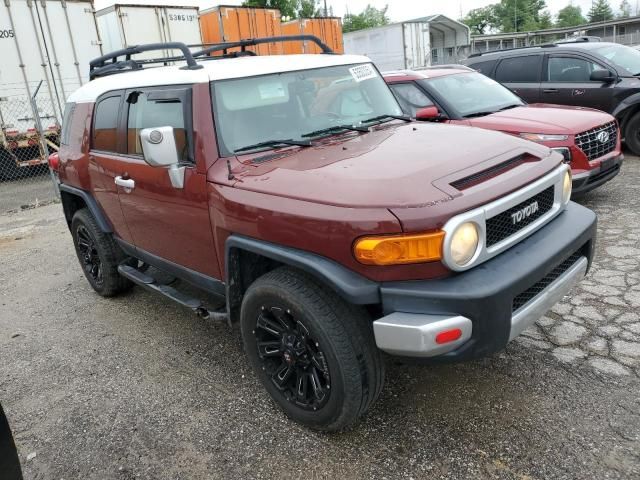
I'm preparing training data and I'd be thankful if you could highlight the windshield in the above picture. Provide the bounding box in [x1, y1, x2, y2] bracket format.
[593, 44, 640, 75]
[211, 63, 403, 155]
[422, 72, 524, 117]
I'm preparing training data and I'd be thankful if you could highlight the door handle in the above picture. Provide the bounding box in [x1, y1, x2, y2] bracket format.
[543, 88, 558, 93]
[115, 176, 135, 190]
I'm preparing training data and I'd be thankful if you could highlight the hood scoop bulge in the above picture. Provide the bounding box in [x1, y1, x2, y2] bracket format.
[450, 154, 538, 191]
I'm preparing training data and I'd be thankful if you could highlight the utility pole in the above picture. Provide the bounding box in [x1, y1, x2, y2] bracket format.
[514, 0, 518, 32]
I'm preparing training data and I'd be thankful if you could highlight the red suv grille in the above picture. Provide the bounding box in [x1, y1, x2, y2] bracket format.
[575, 121, 617, 162]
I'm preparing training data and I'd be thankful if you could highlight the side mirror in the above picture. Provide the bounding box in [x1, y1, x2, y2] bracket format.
[415, 106, 440, 120]
[590, 69, 616, 83]
[140, 126, 185, 189]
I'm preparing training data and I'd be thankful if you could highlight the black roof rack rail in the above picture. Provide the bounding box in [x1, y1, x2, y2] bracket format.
[192, 35, 334, 58]
[468, 35, 602, 58]
[89, 42, 203, 80]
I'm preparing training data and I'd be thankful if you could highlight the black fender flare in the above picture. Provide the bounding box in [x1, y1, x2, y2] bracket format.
[59, 184, 113, 233]
[612, 93, 640, 126]
[224, 235, 380, 306]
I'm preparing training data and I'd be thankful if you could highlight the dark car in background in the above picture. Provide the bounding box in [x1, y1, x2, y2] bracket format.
[463, 40, 640, 154]
[384, 68, 623, 195]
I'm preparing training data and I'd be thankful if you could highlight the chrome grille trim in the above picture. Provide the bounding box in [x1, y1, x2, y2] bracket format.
[441, 164, 569, 272]
[575, 121, 618, 162]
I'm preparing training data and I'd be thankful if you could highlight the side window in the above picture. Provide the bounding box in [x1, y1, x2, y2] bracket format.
[127, 91, 188, 161]
[92, 96, 121, 152]
[60, 103, 75, 145]
[547, 56, 604, 82]
[470, 59, 497, 76]
[495, 55, 542, 82]
[389, 83, 434, 117]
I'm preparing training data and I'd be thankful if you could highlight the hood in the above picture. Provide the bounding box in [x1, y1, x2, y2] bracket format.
[226, 123, 559, 218]
[468, 104, 614, 135]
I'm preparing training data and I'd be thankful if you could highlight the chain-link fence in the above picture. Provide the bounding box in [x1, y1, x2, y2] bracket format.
[0, 82, 60, 214]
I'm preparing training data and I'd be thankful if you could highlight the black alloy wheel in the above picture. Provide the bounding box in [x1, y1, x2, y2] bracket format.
[254, 305, 331, 411]
[76, 225, 103, 287]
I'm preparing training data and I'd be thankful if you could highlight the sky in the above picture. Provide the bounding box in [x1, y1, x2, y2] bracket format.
[94, 0, 632, 22]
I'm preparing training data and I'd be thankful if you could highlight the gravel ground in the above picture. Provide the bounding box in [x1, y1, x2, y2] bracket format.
[0, 173, 58, 214]
[0, 158, 639, 479]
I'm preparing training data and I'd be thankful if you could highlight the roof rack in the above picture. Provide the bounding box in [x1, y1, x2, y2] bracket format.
[419, 64, 474, 71]
[89, 35, 334, 80]
[192, 35, 334, 57]
[468, 35, 601, 58]
[89, 42, 203, 80]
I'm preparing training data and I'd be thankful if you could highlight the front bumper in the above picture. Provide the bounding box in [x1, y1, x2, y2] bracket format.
[373, 202, 596, 361]
[572, 154, 623, 195]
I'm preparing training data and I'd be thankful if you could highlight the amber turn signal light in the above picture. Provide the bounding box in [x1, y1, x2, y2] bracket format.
[353, 231, 445, 266]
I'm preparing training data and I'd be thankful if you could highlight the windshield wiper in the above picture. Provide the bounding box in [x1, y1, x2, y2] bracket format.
[463, 111, 496, 118]
[301, 124, 369, 138]
[360, 114, 412, 125]
[497, 104, 521, 111]
[234, 139, 311, 154]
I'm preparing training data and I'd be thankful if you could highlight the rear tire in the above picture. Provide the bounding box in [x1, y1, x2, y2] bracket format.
[71, 208, 132, 297]
[240, 267, 385, 431]
[625, 113, 640, 155]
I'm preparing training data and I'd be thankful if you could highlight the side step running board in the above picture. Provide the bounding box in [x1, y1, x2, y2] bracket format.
[117, 264, 227, 322]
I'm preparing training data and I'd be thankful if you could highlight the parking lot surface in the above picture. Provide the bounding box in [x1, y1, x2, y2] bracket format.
[1, 158, 639, 479]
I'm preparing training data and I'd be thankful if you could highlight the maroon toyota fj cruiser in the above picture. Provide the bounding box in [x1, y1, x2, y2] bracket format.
[54, 38, 596, 431]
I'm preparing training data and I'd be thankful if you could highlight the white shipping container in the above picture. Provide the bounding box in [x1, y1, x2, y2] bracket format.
[96, 4, 202, 59]
[0, 0, 102, 151]
[344, 22, 431, 72]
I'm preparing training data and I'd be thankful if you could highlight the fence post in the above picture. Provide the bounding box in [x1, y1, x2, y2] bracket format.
[30, 81, 60, 199]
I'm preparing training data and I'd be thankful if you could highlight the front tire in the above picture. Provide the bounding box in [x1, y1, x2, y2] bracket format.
[71, 208, 132, 297]
[625, 113, 640, 155]
[240, 267, 384, 431]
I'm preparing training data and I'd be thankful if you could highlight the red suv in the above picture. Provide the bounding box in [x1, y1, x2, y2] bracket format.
[384, 67, 623, 196]
[54, 39, 596, 431]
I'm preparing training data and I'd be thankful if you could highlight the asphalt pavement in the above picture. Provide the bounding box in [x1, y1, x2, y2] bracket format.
[0, 158, 639, 479]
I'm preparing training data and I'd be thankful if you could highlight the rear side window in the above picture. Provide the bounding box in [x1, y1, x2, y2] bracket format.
[126, 91, 188, 161]
[92, 96, 121, 152]
[469, 59, 497, 76]
[495, 55, 542, 82]
[389, 83, 433, 117]
[61, 103, 75, 145]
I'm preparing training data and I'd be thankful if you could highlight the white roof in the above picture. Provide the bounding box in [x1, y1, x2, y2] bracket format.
[68, 54, 371, 103]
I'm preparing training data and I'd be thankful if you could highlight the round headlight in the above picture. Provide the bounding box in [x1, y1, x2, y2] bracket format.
[450, 222, 480, 266]
[562, 170, 572, 204]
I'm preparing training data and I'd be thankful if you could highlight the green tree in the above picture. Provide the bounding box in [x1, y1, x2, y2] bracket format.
[556, 4, 586, 27]
[587, 0, 614, 22]
[537, 10, 554, 29]
[461, 5, 499, 34]
[298, 0, 320, 17]
[493, 0, 548, 33]
[243, 0, 299, 19]
[343, 4, 389, 33]
[619, 0, 632, 17]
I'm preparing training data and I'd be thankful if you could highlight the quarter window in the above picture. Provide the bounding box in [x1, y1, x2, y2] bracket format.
[495, 55, 542, 82]
[92, 96, 121, 152]
[389, 83, 434, 117]
[547, 57, 605, 82]
[127, 91, 188, 161]
[61, 103, 76, 146]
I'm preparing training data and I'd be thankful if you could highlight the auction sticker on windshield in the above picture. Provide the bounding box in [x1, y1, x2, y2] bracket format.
[349, 64, 378, 82]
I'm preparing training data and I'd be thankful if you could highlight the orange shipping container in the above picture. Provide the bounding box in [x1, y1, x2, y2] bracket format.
[199, 5, 283, 55]
[281, 18, 344, 55]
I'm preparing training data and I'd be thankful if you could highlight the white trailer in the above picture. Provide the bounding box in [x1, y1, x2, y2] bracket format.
[0, 0, 102, 176]
[96, 4, 202, 59]
[344, 15, 471, 71]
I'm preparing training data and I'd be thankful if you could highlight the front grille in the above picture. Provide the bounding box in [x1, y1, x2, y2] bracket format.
[485, 186, 555, 247]
[512, 251, 583, 312]
[575, 121, 618, 161]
